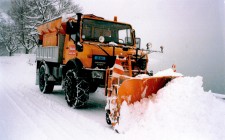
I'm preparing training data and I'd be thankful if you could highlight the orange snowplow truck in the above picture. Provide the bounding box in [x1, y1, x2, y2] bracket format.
[36, 13, 174, 129]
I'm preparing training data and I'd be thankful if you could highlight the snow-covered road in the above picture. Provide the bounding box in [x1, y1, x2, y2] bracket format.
[0, 55, 121, 140]
[0, 55, 225, 140]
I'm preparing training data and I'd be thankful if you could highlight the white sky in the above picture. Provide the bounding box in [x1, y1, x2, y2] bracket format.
[74, 0, 225, 93]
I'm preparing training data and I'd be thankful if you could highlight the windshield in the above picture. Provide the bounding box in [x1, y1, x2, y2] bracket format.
[82, 19, 134, 45]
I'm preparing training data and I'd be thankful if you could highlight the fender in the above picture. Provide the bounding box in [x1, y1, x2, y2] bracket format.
[39, 60, 50, 75]
[63, 58, 83, 78]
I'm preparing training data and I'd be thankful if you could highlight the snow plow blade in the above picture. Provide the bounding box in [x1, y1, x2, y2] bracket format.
[105, 74, 177, 128]
[117, 76, 174, 105]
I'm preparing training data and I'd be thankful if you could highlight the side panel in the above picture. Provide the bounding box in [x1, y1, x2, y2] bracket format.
[36, 34, 65, 63]
[36, 46, 60, 63]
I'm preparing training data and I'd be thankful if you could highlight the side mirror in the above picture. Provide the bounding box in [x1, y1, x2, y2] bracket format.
[160, 46, 164, 53]
[66, 21, 77, 34]
[146, 42, 152, 50]
[135, 38, 141, 49]
[145, 43, 163, 54]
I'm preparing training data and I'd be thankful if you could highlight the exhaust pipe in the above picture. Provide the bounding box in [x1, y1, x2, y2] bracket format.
[76, 13, 83, 52]
[76, 13, 82, 24]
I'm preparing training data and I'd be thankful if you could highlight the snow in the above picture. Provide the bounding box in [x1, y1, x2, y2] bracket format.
[117, 76, 225, 140]
[213, 93, 225, 99]
[154, 68, 183, 77]
[0, 54, 225, 140]
[0, 12, 11, 22]
[135, 69, 183, 79]
[0, 55, 117, 140]
[135, 74, 150, 78]
[109, 42, 118, 46]
[61, 13, 77, 22]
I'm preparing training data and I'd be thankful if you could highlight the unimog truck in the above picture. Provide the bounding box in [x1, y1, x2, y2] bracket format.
[36, 13, 148, 107]
[36, 13, 174, 128]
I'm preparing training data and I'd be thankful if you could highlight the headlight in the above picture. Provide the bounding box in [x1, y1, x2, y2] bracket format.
[92, 71, 104, 79]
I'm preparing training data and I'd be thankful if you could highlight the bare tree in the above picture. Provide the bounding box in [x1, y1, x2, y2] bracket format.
[53, 0, 82, 17]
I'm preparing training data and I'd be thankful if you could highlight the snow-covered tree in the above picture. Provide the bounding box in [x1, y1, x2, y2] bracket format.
[0, 12, 18, 56]
[7, 0, 82, 54]
[53, 0, 82, 17]
[8, 0, 31, 54]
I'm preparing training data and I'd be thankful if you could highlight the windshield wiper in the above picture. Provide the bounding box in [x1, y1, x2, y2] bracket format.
[96, 44, 110, 56]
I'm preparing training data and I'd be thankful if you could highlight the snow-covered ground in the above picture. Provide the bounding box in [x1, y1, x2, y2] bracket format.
[0, 54, 225, 140]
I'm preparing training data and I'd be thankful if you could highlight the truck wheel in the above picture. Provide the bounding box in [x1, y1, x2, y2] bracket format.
[39, 65, 54, 93]
[64, 69, 89, 108]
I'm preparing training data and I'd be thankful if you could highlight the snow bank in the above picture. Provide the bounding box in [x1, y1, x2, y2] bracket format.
[135, 74, 150, 78]
[213, 93, 225, 99]
[135, 68, 183, 79]
[0, 54, 36, 84]
[117, 76, 225, 140]
[154, 68, 183, 77]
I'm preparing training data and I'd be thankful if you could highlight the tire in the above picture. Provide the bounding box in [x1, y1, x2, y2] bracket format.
[39, 65, 54, 93]
[63, 69, 89, 108]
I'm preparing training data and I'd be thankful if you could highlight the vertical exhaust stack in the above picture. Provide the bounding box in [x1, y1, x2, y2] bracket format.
[76, 13, 83, 30]
[77, 13, 83, 23]
[114, 16, 117, 22]
[75, 13, 83, 52]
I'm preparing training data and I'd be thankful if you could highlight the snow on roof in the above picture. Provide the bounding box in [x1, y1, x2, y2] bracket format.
[61, 13, 77, 22]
